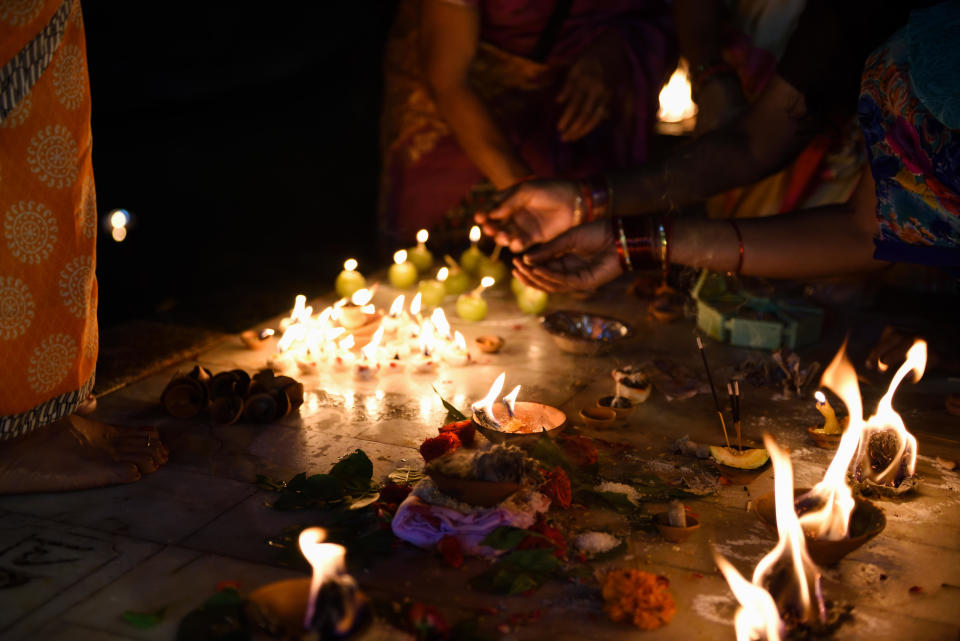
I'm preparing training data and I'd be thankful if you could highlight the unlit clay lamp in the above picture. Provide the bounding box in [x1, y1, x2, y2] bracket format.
[754, 488, 886, 566]
[597, 395, 634, 420]
[161, 365, 212, 418]
[654, 500, 700, 543]
[579, 406, 617, 429]
[475, 335, 505, 353]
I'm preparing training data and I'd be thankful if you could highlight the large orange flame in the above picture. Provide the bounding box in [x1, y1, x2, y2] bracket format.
[716, 435, 824, 640]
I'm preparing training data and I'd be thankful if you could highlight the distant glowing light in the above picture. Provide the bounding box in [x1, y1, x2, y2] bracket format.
[111, 226, 127, 242]
[109, 209, 129, 229]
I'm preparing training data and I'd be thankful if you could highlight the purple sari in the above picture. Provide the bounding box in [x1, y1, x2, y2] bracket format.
[380, 0, 674, 241]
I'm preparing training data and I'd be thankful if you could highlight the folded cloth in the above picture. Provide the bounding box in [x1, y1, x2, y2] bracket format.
[391, 479, 550, 555]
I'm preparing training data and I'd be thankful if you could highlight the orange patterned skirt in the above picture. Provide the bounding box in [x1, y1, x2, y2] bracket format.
[0, 0, 98, 439]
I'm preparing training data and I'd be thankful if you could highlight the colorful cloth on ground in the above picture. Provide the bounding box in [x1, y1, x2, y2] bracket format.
[706, 0, 867, 220]
[0, 0, 98, 440]
[379, 0, 673, 241]
[859, 3, 960, 268]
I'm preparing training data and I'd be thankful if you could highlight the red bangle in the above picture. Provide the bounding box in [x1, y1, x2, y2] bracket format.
[728, 219, 744, 275]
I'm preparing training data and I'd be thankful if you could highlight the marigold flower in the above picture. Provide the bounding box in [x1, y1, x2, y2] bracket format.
[601, 569, 676, 630]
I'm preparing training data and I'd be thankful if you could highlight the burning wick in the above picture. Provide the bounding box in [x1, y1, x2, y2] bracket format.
[814, 391, 841, 435]
[503, 385, 521, 419]
[658, 61, 698, 124]
[298, 527, 370, 636]
[472, 372, 506, 427]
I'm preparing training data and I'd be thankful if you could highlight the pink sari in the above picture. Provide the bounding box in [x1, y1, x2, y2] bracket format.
[380, 0, 673, 241]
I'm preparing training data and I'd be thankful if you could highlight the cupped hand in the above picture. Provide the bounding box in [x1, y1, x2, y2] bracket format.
[693, 75, 746, 136]
[557, 46, 615, 142]
[475, 179, 580, 252]
[511, 219, 622, 293]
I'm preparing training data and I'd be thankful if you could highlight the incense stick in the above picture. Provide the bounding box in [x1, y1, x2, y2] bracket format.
[733, 380, 742, 450]
[697, 335, 730, 448]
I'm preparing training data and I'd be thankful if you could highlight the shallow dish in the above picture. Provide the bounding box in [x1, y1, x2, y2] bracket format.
[579, 406, 617, 429]
[541, 311, 634, 355]
[597, 396, 634, 420]
[653, 512, 700, 543]
[472, 401, 566, 446]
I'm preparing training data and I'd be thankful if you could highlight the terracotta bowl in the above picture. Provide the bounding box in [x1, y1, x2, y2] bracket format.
[754, 488, 886, 566]
[807, 426, 842, 449]
[428, 471, 521, 507]
[654, 512, 700, 543]
[246, 577, 373, 640]
[597, 396, 634, 420]
[579, 406, 617, 429]
[472, 401, 566, 446]
[475, 335, 505, 353]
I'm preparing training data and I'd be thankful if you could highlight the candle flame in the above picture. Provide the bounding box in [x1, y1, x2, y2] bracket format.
[394, 249, 407, 265]
[419, 319, 436, 356]
[339, 334, 355, 351]
[658, 62, 698, 123]
[343, 258, 358, 272]
[472, 372, 506, 426]
[437, 267, 449, 282]
[503, 385, 521, 418]
[469, 225, 481, 243]
[876, 359, 889, 373]
[416, 229, 429, 244]
[362, 325, 384, 361]
[431, 308, 451, 339]
[453, 330, 466, 351]
[298, 527, 347, 629]
[480, 276, 495, 288]
[351, 288, 372, 307]
[814, 391, 826, 405]
[389, 295, 405, 317]
[410, 293, 422, 317]
[292, 295, 306, 319]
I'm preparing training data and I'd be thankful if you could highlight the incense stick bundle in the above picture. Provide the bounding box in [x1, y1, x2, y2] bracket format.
[696, 336, 730, 448]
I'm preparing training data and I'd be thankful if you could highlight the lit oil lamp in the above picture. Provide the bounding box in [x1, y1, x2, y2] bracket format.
[339, 288, 376, 330]
[807, 390, 846, 449]
[388, 249, 418, 290]
[460, 225, 484, 275]
[333, 334, 357, 372]
[430, 307, 451, 341]
[470, 372, 565, 443]
[407, 229, 434, 272]
[656, 61, 698, 135]
[443, 330, 471, 367]
[417, 267, 447, 307]
[355, 326, 384, 381]
[442, 255, 472, 295]
[412, 319, 437, 373]
[456, 276, 494, 321]
[717, 434, 826, 641]
[245, 527, 371, 639]
[335, 258, 366, 300]
[381, 294, 406, 337]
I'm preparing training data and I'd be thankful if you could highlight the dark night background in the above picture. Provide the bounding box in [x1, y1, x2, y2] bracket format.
[84, 3, 397, 333]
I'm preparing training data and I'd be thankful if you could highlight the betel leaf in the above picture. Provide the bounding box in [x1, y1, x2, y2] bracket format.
[122, 608, 166, 629]
[481, 526, 537, 551]
[433, 385, 468, 421]
[330, 450, 373, 489]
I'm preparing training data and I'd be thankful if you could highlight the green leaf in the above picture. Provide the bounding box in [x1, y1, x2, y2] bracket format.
[122, 608, 165, 629]
[387, 466, 425, 486]
[508, 573, 540, 595]
[330, 450, 373, 489]
[286, 472, 308, 491]
[303, 474, 344, 500]
[433, 385, 468, 421]
[528, 435, 571, 472]
[481, 526, 536, 551]
[501, 548, 560, 573]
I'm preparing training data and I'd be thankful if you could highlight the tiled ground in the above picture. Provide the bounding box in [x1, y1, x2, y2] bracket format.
[2, 282, 959, 640]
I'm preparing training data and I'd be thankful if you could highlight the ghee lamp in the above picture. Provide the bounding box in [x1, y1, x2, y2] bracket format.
[335, 259, 366, 300]
[407, 229, 434, 272]
[442, 255, 472, 295]
[388, 250, 418, 289]
[339, 288, 375, 329]
[460, 225, 484, 275]
[457, 276, 494, 321]
[814, 391, 841, 435]
[417, 267, 447, 307]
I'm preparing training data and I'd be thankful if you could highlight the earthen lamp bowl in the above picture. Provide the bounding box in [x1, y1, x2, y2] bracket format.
[246, 577, 373, 640]
[579, 406, 617, 429]
[541, 310, 634, 355]
[597, 396, 635, 420]
[472, 401, 566, 446]
[754, 488, 886, 566]
[427, 471, 521, 507]
[475, 335, 505, 353]
[653, 512, 701, 543]
[807, 426, 843, 449]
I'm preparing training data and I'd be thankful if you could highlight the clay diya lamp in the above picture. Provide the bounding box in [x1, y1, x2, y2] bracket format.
[807, 426, 843, 449]
[427, 471, 520, 507]
[470, 374, 566, 446]
[596, 396, 634, 420]
[653, 511, 700, 543]
[211, 395, 244, 425]
[246, 528, 372, 640]
[475, 335, 505, 354]
[709, 444, 771, 485]
[240, 328, 275, 350]
[754, 488, 886, 566]
[579, 406, 617, 429]
[161, 365, 212, 418]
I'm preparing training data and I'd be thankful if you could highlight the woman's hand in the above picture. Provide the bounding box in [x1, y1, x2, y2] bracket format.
[475, 179, 580, 251]
[693, 74, 747, 136]
[557, 34, 627, 142]
[512, 219, 622, 292]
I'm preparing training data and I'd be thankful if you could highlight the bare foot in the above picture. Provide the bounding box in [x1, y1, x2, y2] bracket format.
[0, 415, 168, 494]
